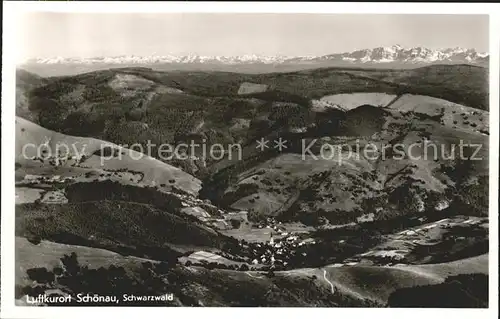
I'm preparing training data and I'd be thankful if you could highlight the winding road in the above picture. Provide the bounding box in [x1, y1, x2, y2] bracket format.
[322, 269, 336, 294]
[244, 267, 337, 295]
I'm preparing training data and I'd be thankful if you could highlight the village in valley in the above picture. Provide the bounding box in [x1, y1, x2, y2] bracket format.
[181, 210, 318, 271]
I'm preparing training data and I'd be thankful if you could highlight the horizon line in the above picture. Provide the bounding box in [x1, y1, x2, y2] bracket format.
[19, 45, 489, 62]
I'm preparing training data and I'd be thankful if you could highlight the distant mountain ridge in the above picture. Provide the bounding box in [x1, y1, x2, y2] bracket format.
[22, 45, 488, 66]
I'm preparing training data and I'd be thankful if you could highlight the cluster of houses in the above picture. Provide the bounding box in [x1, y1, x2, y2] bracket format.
[245, 218, 316, 268]
[22, 174, 74, 184]
[176, 215, 319, 270]
[248, 232, 316, 269]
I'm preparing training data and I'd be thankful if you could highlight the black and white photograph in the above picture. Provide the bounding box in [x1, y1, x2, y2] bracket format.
[1, 2, 498, 317]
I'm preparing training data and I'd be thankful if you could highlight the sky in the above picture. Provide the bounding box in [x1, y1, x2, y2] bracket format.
[18, 13, 489, 60]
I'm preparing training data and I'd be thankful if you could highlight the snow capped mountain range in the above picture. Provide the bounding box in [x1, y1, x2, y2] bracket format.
[304, 45, 488, 64]
[22, 45, 488, 66]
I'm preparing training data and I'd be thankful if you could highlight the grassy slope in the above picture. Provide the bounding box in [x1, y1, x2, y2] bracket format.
[16, 116, 201, 196]
[329, 64, 489, 110]
[15, 236, 156, 286]
[279, 253, 488, 304]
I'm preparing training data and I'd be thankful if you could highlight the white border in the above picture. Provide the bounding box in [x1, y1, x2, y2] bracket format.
[488, 11, 500, 317]
[2, 2, 499, 319]
[4, 1, 500, 14]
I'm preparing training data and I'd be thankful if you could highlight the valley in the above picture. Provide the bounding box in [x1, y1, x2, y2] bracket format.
[13, 63, 489, 307]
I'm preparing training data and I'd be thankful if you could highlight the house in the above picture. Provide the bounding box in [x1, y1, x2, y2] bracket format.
[24, 174, 41, 181]
[357, 213, 375, 223]
[434, 200, 450, 211]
